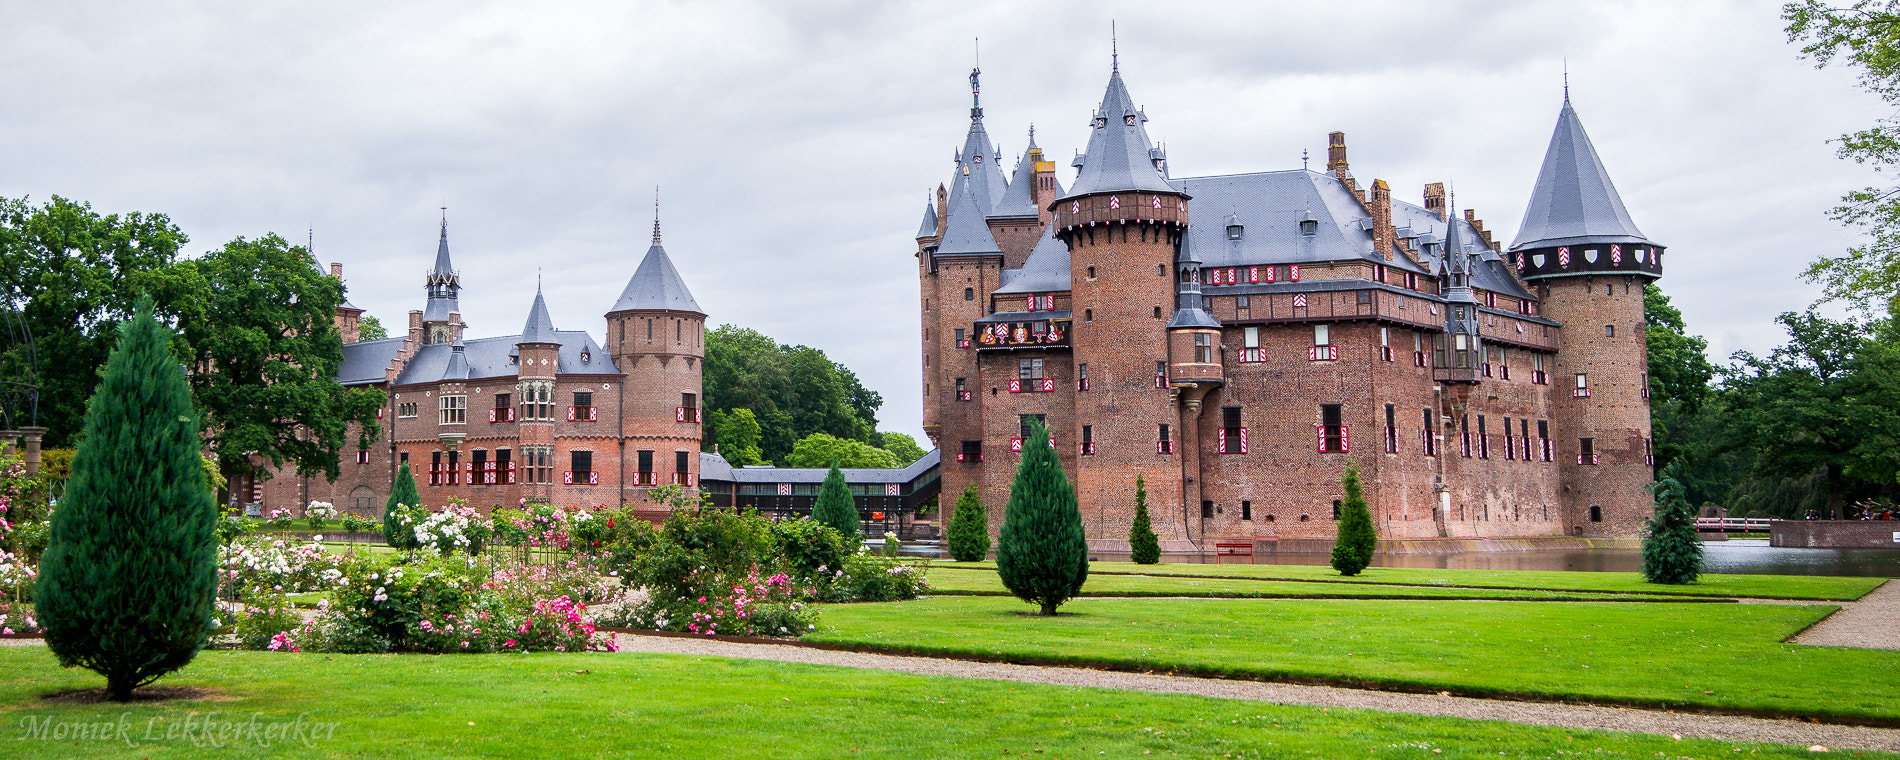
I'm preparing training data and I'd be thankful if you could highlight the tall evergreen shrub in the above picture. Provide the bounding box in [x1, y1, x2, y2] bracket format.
[37, 297, 219, 701]
[1128, 474, 1160, 564]
[995, 419, 1088, 615]
[811, 462, 859, 541]
[383, 463, 421, 549]
[945, 485, 990, 562]
[1643, 465, 1704, 584]
[1330, 464, 1377, 576]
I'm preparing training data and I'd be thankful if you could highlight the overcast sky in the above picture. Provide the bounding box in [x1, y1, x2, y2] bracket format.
[1, 0, 1885, 443]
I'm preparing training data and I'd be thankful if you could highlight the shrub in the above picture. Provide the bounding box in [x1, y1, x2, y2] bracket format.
[1330, 464, 1377, 576]
[945, 486, 990, 562]
[770, 518, 850, 576]
[37, 297, 219, 701]
[234, 587, 304, 651]
[824, 553, 928, 603]
[403, 503, 491, 555]
[340, 514, 379, 535]
[995, 419, 1088, 616]
[1643, 466, 1704, 585]
[1128, 475, 1160, 565]
[383, 464, 422, 548]
[811, 463, 859, 540]
[306, 501, 338, 532]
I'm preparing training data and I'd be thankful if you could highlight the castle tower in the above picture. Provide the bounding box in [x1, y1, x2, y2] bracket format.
[989, 127, 1056, 264]
[1165, 234, 1221, 542]
[606, 211, 706, 501]
[515, 283, 561, 503]
[1509, 92, 1662, 538]
[422, 217, 465, 345]
[1055, 58, 1192, 543]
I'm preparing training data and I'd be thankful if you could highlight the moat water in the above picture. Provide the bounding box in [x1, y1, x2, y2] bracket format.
[1241, 539, 1899, 577]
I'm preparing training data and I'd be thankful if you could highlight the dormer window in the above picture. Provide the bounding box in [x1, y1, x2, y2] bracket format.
[580, 351, 590, 362]
[1227, 224, 1244, 240]
[1124, 114, 1137, 126]
[1096, 116, 1108, 127]
[1299, 219, 1318, 236]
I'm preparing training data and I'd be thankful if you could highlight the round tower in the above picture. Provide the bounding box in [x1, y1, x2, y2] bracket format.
[1055, 58, 1193, 544]
[515, 284, 562, 503]
[1510, 93, 1662, 538]
[605, 213, 706, 505]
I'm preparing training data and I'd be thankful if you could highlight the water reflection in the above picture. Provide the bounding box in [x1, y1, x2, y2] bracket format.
[1242, 540, 1899, 577]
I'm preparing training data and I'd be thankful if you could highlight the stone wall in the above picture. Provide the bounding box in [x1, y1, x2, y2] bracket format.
[1770, 520, 1900, 548]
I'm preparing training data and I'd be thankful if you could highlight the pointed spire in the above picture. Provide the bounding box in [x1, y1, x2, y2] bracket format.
[1509, 93, 1653, 251]
[1062, 58, 1176, 198]
[934, 180, 1003, 256]
[949, 63, 1009, 215]
[443, 335, 470, 381]
[423, 211, 461, 324]
[520, 280, 559, 345]
[652, 186, 663, 244]
[916, 196, 940, 240]
[969, 42, 984, 122]
[431, 210, 454, 277]
[1167, 233, 1220, 329]
[1111, 20, 1119, 72]
[612, 220, 703, 314]
[993, 125, 1045, 218]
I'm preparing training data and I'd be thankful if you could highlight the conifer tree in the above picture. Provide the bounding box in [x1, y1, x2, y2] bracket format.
[1330, 464, 1377, 576]
[383, 463, 421, 549]
[1642, 464, 1704, 584]
[812, 462, 859, 541]
[996, 419, 1088, 615]
[945, 485, 990, 562]
[1128, 474, 1161, 565]
[36, 297, 218, 701]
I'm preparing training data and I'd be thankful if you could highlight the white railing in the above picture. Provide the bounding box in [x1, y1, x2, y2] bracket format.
[1695, 517, 1773, 531]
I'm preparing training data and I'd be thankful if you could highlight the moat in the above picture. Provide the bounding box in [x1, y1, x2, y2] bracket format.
[1245, 539, 1900, 577]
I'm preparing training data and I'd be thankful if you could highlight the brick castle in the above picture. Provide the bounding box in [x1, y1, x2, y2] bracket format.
[916, 59, 1662, 550]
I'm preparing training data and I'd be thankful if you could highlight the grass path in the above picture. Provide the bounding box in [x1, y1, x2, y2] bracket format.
[933, 560, 1887, 600]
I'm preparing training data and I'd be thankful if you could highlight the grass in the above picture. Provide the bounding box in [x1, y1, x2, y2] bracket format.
[809, 595, 1900, 724]
[924, 568, 1678, 602]
[0, 646, 1879, 759]
[936, 560, 1887, 600]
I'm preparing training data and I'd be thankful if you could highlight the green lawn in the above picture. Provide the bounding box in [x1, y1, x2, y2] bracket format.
[935, 560, 1888, 600]
[810, 595, 1900, 723]
[925, 567, 1677, 602]
[0, 647, 1875, 759]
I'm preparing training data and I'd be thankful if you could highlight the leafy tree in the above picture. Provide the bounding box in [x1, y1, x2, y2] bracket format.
[37, 297, 217, 701]
[1330, 464, 1377, 576]
[708, 408, 764, 466]
[1642, 465, 1704, 584]
[874, 431, 927, 466]
[1724, 309, 1900, 517]
[1785, 1, 1900, 306]
[384, 463, 421, 548]
[811, 463, 859, 540]
[703, 325, 882, 464]
[785, 432, 901, 469]
[945, 485, 990, 562]
[1128, 474, 1160, 565]
[0, 196, 189, 448]
[173, 234, 385, 489]
[995, 419, 1088, 615]
[357, 314, 388, 341]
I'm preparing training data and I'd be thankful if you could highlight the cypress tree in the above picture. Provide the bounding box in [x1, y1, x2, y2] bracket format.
[812, 462, 859, 541]
[1642, 464, 1704, 584]
[1128, 474, 1161, 565]
[945, 485, 990, 562]
[995, 419, 1088, 615]
[383, 463, 421, 549]
[1330, 464, 1377, 576]
[37, 297, 219, 701]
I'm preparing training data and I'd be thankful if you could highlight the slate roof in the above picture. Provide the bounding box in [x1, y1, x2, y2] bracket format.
[611, 242, 703, 314]
[1062, 67, 1175, 198]
[991, 130, 1044, 219]
[699, 449, 942, 485]
[423, 222, 461, 323]
[1510, 96, 1653, 251]
[949, 116, 1009, 217]
[1390, 200, 1534, 300]
[1167, 233, 1221, 329]
[915, 201, 938, 240]
[1169, 170, 1426, 275]
[443, 339, 470, 381]
[519, 284, 558, 344]
[933, 181, 1004, 257]
[392, 331, 618, 385]
[991, 228, 1070, 294]
[338, 337, 405, 386]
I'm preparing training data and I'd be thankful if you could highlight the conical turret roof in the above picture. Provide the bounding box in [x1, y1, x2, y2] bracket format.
[611, 220, 703, 314]
[1063, 66, 1175, 199]
[443, 337, 470, 381]
[1510, 95, 1653, 251]
[915, 200, 939, 240]
[423, 218, 461, 323]
[948, 68, 1010, 216]
[992, 128, 1044, 219]
[519, 282, 558, 344]
[933, 181, 1004, 257]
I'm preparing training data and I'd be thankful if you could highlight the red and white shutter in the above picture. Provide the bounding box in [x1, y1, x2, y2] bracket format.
[1008, 378, 1022, 393]
[885, 483, 899, 496]
[1248, 266, 1260, 283]
[1339, 425, 1349, 453]
[1040, 377, 1055, 393]
[507, 461, 516, 484]
[1238, 427, 1249, 454]
[1316, 426, 1328, 453]
[1290, 264, 1301, 281]
[1217, 427, 1228, 454]
[566, 406, 576, 421]
[563, 471, 574, 485]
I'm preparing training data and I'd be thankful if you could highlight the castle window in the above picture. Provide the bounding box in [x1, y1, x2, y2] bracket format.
[1153, 306, 1163, 318]
[680, 393, 700, 423]
[1574, 373, 1591, 398]
[1379, 327, 1392, 362]
[573, 391, 594, 420]
[1423, 409, 1438, 456]
[1227, 223, 1244, 240]
[647, 319, 654, 340]
[955, 377, 969, 401]
[447, 450, 459, 485]
[1503, 416, 1515, 460]
[1202, 500, 1214, 519]
[1299, 219, 1318, 236]
[676, 450, 692, 485]
[1538, 420, 1552, 462]
[1017, 414, 1046, 444]
[356, 449, 370, 464]
[959, 440, 983, 463]
[636, 450, 655, 485]
[1477, 415, 1490, 459]
[1220, 406, 1248, 454]
[1155, 360, 1169, 389]
[1460, 413, 1472, 458]
[496, 448, 512, 484]
[1590, 505, 1602, 522]
[1157, 264, 1166, 276]
[1520, 419, 1532, 463]
[954, 327, 966, 347]
[1018, 357, 1044, 381]
[1384, 404, 1398, 454]
[1244, 326, 1260, 349]
[1077, 364, 1089, 392]
[1333, 500, 1342, 520]
[1237, 295, 1250, 310]
[493, 393, 513, 423]
[1318, 404, 1345, 453]
[1084, 309, 1093, 322]
[1605, 324, 1615, 337]
[1086, 266, 1096, 279]
[1313, 324, 1330, 346]
[1241, 500, 1252, 520]
[1080, 425, 1094, 455]
[1641, 373, 1651, 399]
[439, 395, 466, 425]
[434, 329, 446, 343]
[1158, 424, 1173, 455]
[430, 451, 442, 485]
[472, 449, 489, 485]
[568, 451, 593, 485]
[1194, 333, 1213, 363]
[1579, 437, 1598, 465]
[398, 402, 418, 418]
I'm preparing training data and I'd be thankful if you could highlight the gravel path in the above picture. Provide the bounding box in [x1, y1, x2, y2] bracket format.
[1791, 580, 1900, 650]
[610, 632, 1900, 753]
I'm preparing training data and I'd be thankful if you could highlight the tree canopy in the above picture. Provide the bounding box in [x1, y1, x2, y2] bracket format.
[357, 314, 388, 341]
[703, 325, 882, 465]
[785, 433, 901, 469]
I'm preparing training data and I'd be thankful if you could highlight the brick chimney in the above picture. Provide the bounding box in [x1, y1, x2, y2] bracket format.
[1424, 183, 1447, 221]
[1328, 131, 1357, 195]
[1370, 179, 1394, 261]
